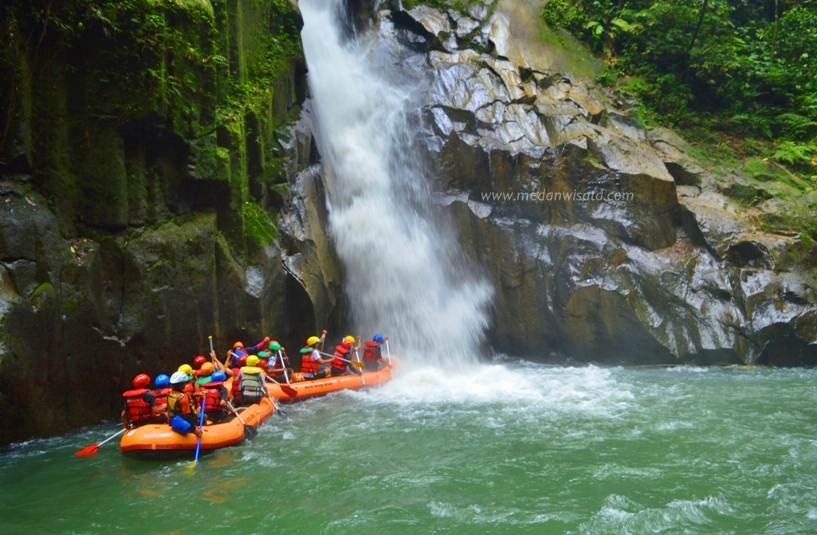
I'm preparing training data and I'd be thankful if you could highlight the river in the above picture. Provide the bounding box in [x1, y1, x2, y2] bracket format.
[2, 362, 816, 533]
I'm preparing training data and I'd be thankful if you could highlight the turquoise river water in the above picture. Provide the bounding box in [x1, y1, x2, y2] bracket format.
[2, 361, 817, 533]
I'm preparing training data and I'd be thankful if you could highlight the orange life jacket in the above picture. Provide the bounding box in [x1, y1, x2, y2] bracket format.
[167, 390, 193, 416]
[202, 382, 225, 413]
[122, 388, 153, 424]
[363, 340, 381, 362]
[331, 349, 349, 371]
[300, 348, 319, 374]
[230, 368, 241, 399]
[152, 387, 170, 407]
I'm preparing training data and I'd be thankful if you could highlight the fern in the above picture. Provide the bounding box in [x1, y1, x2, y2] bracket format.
[775, 113, 817, 139]
[772, 141, 817, 169]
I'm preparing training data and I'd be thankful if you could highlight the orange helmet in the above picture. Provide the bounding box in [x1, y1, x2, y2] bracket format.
[233, 341, 244, 349]
[200, 362, 215, 375]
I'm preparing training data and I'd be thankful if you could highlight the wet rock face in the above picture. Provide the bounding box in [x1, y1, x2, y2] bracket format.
[0, 183, 296, 443]
[379, 1, 817, 364]
[0, 1, 316, 444]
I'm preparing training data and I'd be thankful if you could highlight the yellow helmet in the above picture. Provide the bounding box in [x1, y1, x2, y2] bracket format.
[343, 335, 355, 344]
[306, 336, 320, 346]
[246, 355, 260, 367]
[177, 364, 193, 375]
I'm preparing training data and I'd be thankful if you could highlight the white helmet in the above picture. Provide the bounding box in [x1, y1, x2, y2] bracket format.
[169, 371, 189, 385]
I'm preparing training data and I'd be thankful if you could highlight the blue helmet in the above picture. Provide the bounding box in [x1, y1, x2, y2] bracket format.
[154, 374, 170, 388]
[211, 371, 227, 383]
[373, 334, 385, 344]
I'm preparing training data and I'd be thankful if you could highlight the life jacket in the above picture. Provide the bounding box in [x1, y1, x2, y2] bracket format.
[230, 368, 241, 399]
[300, 348, 319, 374]
[122, 388, 153, 425]
[152, 387, 170, 407]
[363, 340, 381, 362]
[331, 346, 349, 371]
[240, 367, 265, 401]
[202, 382, 225, 413]
[183, 382, 194, 394]
[167, 390, 193, 416]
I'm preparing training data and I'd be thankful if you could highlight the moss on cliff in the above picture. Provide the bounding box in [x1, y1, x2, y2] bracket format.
[0, 0, 306, 444]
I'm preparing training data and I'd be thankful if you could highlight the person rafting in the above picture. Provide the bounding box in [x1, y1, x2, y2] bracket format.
[121, 373, 165, 428]
[197, 362, 216, 386]
[151, 374, 171, 414]
[202, 371, 229, 422]
[236, 355, 267, 405]
[299, 331, 330, 379]
[192, 354, 207, 371]
[363, 334, 385, 370]
[167, 371, 202, 437]
[266, 341, 292, 383]
[330, 342, 353, 376]
[228, 337, 271, 367]
[177, 363, 199, 395]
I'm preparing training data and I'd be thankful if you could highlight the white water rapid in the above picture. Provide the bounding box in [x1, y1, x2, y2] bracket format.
[300, 0, 492, 364]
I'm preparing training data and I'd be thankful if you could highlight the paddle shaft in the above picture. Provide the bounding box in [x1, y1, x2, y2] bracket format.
[354, 347, 366, 384]
[277, 350, 291, 384]
[385, 339, 392, 365]
[316, 351, 363, 367]
[225, 400, 248, 426]
[99, 428, 126, 447]
[193, 396, 206, 464]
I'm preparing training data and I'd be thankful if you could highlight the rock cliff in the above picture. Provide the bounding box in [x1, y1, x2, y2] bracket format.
[371, 0, 817, 364]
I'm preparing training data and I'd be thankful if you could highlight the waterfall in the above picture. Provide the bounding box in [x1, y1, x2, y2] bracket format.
[300, 0, 492, 364]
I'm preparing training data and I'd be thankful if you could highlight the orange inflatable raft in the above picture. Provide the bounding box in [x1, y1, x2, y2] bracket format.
[267, 360, 396, 401]
[119, 392, 275, 458]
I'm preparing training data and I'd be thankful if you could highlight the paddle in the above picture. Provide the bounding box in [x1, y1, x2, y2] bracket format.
[225, 400, 258, 440]
[268, 389, 287, 419]
[316, 350, 364, 367]
[189, 396, 206, 471]
[353, 337, 366, 385]
[260, 376, 288, 418]
[384, 337, 392, 365]
[266, 375, 299, 398]
[74, 428, 126, 457]
[277, 349, 291, 384]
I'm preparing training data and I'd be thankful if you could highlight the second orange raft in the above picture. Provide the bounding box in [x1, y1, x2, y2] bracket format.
[267, 359, 396, 401]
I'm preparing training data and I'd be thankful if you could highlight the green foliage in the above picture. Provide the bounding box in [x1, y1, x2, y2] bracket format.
[772, 141, 817, 171]
[543, 0, 817, 178]
[402, 0, 496, 16]
[241, 201, 277, 246]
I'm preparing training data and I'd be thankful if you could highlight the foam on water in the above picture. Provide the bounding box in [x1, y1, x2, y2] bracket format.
[346, 360, 635, 419]
[300, 0, 492, 364]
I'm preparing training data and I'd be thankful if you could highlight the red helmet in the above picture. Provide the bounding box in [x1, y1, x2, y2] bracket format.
[132, 373, 151, 389]
[192, 355, 207, 369]
[237, 355, 247, 367]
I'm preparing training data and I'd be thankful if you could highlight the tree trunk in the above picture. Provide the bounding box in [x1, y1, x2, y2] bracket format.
[685, 0, 709, 57]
